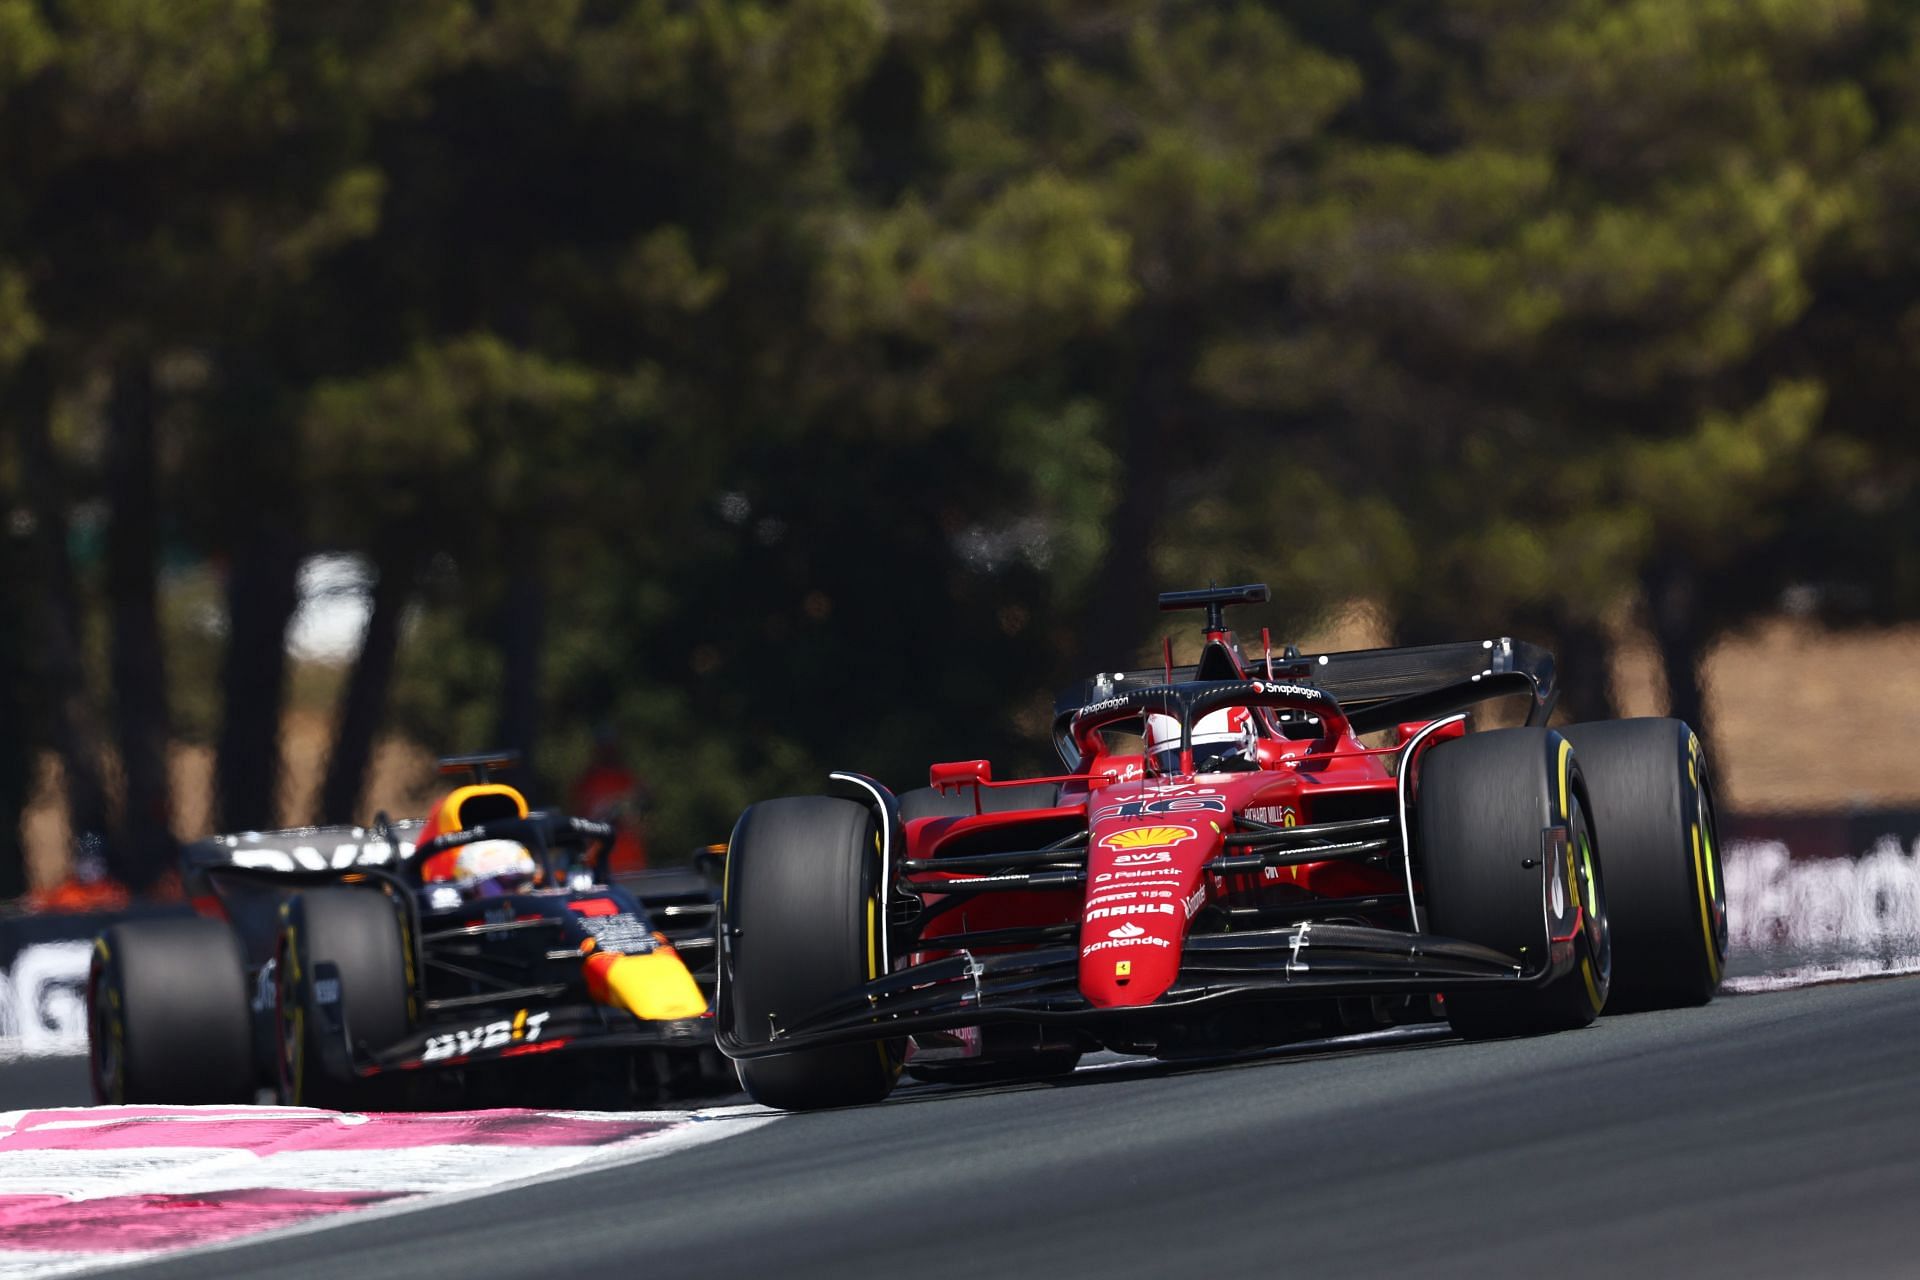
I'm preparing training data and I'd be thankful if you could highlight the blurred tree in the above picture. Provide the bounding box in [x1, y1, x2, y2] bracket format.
[0, 532, 30, 897]
[3, 348, 113, 876]
[1, 0, 1917, 881]
[0, 338, 46, 898]
[102, 351, 175, 887]
[1762, 0, 1920, 627]
[1190, 0, 1872, 742]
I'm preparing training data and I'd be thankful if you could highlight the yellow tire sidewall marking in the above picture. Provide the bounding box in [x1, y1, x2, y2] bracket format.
[1556, 738, 1572, 821]
[1684, 733, 1723, 981]
[1580, 956, 1603, 1013]
[1690, 821, 1722, 983]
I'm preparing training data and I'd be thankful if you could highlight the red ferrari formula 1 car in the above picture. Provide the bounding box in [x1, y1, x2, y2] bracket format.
[88, 754, 726, 1109]
[718, 584, 1730, 1109]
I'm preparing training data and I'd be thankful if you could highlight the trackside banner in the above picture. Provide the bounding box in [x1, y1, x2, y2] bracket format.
[1725, 833, 1920, 982]
[0, 906, 190, 1062]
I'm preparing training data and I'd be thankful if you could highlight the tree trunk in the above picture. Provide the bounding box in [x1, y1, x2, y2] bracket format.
[494, 555, 545, 790]
[1545, 610, 1617, 725]
[319, 547, 414, 824]
[0, 478, 32, 899]
[1078, 318, 1185, 671]
[1642, 553, 1710, 744]
[216, 531, 301, 831]
[104, 350, 175, 890]
[14, 349, 114, 875]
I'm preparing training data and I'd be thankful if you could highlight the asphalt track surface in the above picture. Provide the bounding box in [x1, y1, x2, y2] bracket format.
[5, 974, 1872, 1280]
[0, 1054, 90, 1109]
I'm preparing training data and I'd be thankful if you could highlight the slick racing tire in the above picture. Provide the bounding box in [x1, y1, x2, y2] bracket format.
[724, 795, 902, 1110]
[1560, 718, 1727, 1010]
[897, 782, 1062, 821]
[1418, 728, 1612, 1039]
[275, 887, 413, 1110]
[88, 917, 253, 1104]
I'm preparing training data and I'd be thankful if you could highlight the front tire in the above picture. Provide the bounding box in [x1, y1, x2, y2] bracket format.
[275, 887, 413, 1110]
[1418, 728, 1611, 1039]
[88, 917, 253, 1104]
[1560, 718, 1726, 1010]
[723, 795, 901, 1110]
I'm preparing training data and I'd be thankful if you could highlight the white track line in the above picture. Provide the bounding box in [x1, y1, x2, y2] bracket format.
[1723, 956, 1920, 994]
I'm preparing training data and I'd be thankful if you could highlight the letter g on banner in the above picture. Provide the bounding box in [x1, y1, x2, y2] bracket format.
[0, 941, 92, 1060]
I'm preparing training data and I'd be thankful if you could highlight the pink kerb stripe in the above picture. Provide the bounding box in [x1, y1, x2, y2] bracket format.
[0, 1109, 672, 1152]
[0, 1190, 402, 1252]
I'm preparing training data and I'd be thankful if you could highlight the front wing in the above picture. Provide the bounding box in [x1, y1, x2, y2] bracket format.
[302, 968, 712, 1085]
[717, 923, 1562, 1060]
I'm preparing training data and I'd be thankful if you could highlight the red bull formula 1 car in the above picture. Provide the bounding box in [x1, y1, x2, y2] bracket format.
[718, 584, 1730, 1109]
[87, 754, 726, 1109]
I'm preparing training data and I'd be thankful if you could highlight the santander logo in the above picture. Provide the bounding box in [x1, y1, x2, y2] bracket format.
[1108, 921, 1147, 939]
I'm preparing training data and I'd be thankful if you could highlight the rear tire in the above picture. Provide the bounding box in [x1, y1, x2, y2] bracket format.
[275, 887, 413, 1110]
[1418, 728, 1611, 1039]
[1560, 718, 1726, 1010]
[723, 796, 902, 1110]
[88, 917, 252, 1104]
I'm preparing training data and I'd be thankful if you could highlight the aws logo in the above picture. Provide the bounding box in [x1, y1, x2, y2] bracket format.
[1099, 824, 1199, 852]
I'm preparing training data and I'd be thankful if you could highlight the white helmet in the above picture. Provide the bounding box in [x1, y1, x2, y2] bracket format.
[452, 839, 537, 893]
[1143, 706, 1257, 776]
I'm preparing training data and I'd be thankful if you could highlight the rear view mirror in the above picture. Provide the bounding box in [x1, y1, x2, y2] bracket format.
[929, 759, 992, 793]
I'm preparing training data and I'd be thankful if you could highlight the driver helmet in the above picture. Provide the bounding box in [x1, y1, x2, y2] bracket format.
[450, 838, 538, 895]
[1143, 706, 1258, 775]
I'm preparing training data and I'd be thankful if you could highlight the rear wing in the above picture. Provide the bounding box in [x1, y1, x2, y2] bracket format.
[182, 820, 428, 895]
[1052, 638, 1556, 764]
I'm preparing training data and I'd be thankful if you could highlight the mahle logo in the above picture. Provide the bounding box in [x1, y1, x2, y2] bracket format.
[1098, 825, 1198, 851]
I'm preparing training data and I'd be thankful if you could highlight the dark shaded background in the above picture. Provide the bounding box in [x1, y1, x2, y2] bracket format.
[1, 0, 1915, 895]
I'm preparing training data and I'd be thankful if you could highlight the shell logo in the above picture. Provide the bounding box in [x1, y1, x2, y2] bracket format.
[1099, 825, 1198, 851]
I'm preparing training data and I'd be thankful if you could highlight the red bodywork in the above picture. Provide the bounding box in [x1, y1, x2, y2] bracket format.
[715, 587, 1571, 1077]
[903, 623, 1461, 1018]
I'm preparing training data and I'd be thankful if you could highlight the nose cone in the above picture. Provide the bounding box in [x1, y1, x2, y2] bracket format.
[585, 948, 709, 1020]
[1078, 820, 1218, 1007]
